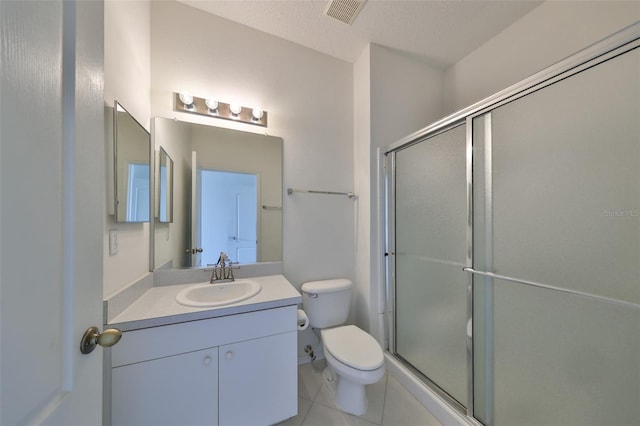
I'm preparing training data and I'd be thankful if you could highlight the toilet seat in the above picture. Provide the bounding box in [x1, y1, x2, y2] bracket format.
[321, 325, 384, 371]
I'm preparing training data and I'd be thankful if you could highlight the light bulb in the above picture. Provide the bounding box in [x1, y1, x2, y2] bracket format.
[252, 108, 264, 120]
[229, 104, 242, 116]
[205, 99, 218, 112]
[178, 92, 194, 107]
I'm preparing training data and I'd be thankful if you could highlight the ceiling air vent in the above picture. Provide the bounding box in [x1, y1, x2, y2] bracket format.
[324, 0, 368, 25]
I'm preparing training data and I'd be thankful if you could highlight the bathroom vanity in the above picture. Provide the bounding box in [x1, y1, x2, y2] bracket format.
[105, 274, 301, 426]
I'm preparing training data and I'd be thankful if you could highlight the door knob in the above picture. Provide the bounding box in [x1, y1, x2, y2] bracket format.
[186, 248, 204, 254]
[80, 326, 122, 354]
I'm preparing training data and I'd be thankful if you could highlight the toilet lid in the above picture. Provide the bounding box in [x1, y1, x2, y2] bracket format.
[321, 325, 384, 371]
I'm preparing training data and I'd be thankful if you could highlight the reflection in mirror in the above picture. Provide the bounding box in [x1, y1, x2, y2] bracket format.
[114, 101, 150, 222]
[153, 117, 282, 270]
[200, 170, 257, 263]
[157, 147, 173, 223]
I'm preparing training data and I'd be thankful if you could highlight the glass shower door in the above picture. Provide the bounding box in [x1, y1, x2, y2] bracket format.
[472, 46, 640, 425]
[392, 124, 468, 407]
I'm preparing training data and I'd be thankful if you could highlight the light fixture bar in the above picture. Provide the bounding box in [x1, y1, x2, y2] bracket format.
[174, 93, 267, 127]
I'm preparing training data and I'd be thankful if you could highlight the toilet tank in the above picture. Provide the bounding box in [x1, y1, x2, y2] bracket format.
[301, 279, 353, 328]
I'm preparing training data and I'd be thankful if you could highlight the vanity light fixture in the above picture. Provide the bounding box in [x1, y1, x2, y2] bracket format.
[178, 92, 194, 108]
[174, 92, 267, 127]
[229, 104, 242, 117]
[252, 108, 264, 121]
[205, 98, 219, 113]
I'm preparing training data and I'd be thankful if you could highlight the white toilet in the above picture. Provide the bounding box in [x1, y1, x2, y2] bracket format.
[301, 279, 385, 416]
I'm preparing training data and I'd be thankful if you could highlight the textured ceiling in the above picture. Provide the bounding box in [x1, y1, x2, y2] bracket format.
[177, 0, 543, 68]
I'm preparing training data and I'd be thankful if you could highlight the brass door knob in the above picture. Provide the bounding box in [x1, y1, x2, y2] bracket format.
[80, 326, 122, 354]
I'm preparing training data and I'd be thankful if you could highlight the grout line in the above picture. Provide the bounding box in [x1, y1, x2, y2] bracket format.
[299, 400, 312, 425]
[311, 374, 324, 402]
[378, 374, 389, 426]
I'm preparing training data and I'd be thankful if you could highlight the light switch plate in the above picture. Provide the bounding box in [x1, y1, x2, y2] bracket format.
[109, 230, 119, 256]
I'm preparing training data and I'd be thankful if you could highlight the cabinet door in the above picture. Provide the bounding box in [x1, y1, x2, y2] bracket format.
[219, 331, 297, 426]
[112, 348, 218, 426]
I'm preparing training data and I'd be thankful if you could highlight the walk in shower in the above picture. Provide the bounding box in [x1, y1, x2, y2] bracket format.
[384, 25, 639, 426]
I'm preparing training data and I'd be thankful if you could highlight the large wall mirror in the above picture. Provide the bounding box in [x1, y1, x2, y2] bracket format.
[114, 101, 151, 223]
[153, 117, 283, 270]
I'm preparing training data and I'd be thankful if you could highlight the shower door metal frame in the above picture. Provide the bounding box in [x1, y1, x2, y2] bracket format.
[384, 120, 470, 416]
[383, 22, 640, 425]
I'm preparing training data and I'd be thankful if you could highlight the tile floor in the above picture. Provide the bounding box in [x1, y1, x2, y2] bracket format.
[278, 361, 442, 426]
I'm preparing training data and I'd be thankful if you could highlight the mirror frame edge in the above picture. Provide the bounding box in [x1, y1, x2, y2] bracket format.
[149, 117, 156, 272]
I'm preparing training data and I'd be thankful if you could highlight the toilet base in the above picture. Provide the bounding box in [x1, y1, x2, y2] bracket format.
[335, 375, 368, 416]
[323, 367, 368, 416]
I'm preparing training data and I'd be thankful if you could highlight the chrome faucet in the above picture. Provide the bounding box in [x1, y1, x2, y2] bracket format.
[208, 251, 239, 283]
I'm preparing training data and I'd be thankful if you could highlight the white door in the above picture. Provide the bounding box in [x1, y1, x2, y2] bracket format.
[197, 170, 258, 264]
[1, 1, 105, 424]
[233, 190, 258, 263]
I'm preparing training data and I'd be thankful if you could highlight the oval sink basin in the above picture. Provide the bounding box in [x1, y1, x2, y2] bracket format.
[176, 280, 262, 308]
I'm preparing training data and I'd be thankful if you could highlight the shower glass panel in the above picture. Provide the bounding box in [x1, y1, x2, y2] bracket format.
[473, 47, 640, 425]
[393, 124, 468, 407]
[477, 278, 639, 425]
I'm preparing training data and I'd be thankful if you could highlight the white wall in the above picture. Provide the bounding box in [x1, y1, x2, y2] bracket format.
[354, 44, 445, 339]
[443, 1, 640, 115]
[370, 45, 445, 149]
[353, 46, 372, 333]
[150, 1, 354, 291]
[104, 0, 151, 298]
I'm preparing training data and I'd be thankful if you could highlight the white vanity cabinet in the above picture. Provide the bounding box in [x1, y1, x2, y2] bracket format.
[219, 331, 297, 425]
[109, 306, 297, 426]
[112, 347, 219, 426]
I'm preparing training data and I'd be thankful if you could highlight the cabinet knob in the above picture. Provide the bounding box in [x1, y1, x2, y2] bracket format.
[203, 355, 212, 365]
[225, 351, 233, 360]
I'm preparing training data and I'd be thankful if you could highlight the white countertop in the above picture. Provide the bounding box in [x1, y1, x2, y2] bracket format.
[109, 274, 302, 332]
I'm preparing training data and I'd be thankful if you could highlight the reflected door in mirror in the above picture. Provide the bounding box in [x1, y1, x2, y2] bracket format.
[114, 101, 150, 223]
[126, 163, 150, 221]
[198, 170, 257, 265]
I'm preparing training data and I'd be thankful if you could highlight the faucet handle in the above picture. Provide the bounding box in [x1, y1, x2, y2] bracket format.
[227, 262, 239, 281]
[218, 252, 230, 266]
